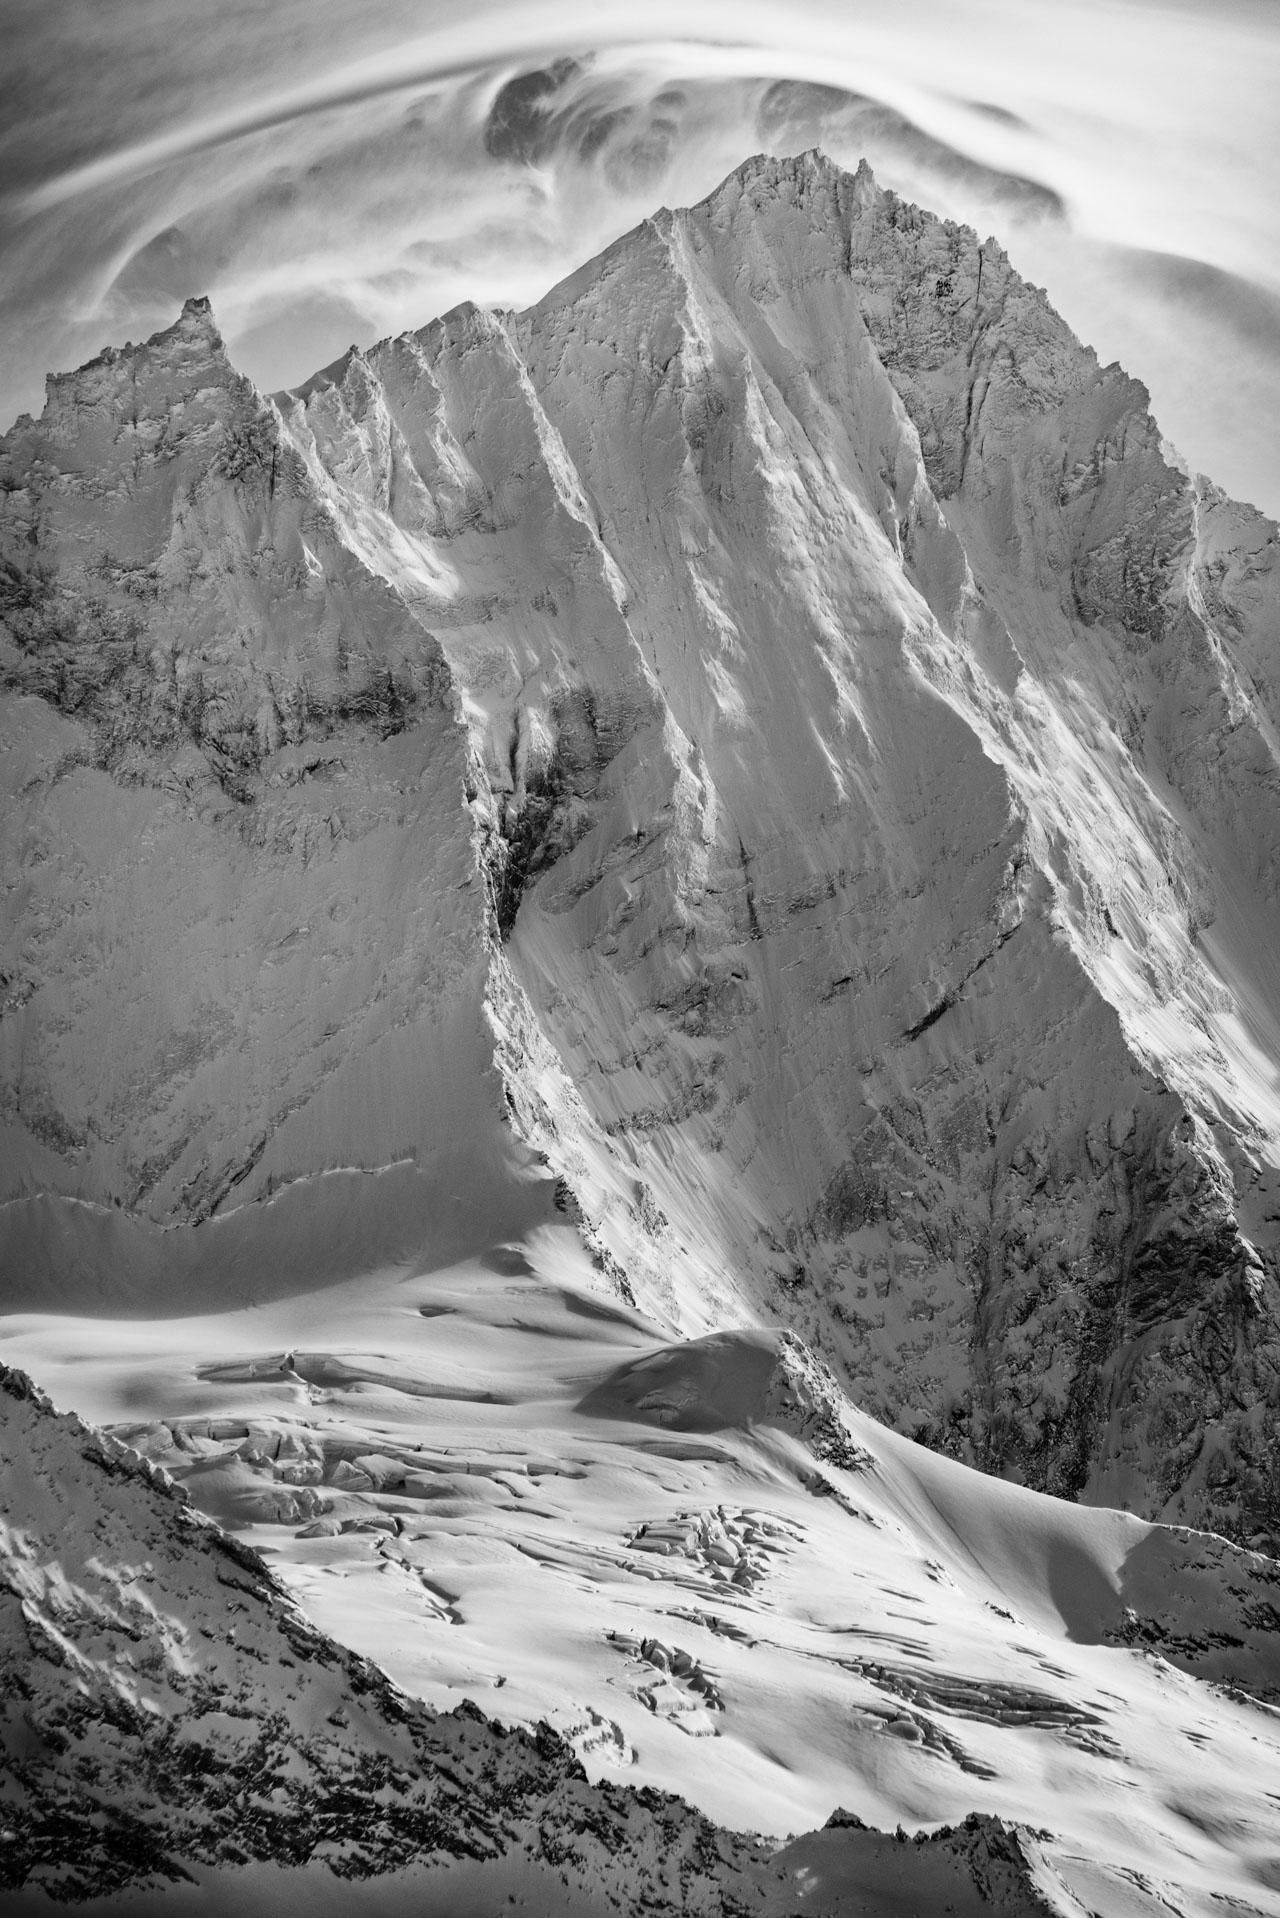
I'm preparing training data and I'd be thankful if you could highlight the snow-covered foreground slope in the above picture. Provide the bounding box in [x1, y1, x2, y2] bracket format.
[4, 152, 1280, 1543]
[3, 1354, 1101, 1916]
[5, 1250, 1280, 1913]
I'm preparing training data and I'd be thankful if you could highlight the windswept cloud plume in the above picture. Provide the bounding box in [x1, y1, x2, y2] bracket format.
[2, 0, 1279, 511]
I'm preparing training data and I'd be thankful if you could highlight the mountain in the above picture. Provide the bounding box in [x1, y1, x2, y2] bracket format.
[4, 150, 1280, 1549]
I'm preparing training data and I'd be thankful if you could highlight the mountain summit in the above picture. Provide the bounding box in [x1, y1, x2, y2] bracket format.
[3, 151, 1280, 1547]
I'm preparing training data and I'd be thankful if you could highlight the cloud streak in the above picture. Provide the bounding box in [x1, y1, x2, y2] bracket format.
[3, 0, 1279, 512]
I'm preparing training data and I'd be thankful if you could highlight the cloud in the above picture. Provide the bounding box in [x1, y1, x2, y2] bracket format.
[2, 0, 1278, 512]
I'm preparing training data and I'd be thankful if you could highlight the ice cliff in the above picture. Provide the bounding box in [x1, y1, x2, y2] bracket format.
[4, 151, 1280, 1545]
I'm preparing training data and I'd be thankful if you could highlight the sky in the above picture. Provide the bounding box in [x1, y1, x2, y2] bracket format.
[2, 0, 1279, 514]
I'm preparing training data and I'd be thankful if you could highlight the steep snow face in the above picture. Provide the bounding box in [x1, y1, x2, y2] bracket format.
[3, 155, 1280, 1541]
[540, 159, 1279, 1543]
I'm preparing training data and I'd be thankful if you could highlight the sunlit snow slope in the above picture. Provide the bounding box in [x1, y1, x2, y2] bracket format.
[5, 152, 1280, 1544]
[6, 1253, 1280, 1913]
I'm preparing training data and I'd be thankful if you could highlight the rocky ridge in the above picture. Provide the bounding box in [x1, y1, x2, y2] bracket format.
[3, 154, 1280, 1541]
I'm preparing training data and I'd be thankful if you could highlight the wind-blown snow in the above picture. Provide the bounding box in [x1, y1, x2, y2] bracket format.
[3, 2, 1280, 514]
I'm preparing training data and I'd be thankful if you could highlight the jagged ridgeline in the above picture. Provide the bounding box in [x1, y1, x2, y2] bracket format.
[3, 151, 1280, 1543]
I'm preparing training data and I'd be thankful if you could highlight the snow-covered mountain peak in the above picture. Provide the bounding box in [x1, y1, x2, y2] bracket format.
[702, 145, 882, 216]
[19, 292, 249, 480]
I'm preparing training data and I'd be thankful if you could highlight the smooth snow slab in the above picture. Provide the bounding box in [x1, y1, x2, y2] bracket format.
[7, 1230, 1280, 1917]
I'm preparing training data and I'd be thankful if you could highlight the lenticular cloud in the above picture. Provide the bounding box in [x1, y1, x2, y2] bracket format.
[2, 0, 1279, 512]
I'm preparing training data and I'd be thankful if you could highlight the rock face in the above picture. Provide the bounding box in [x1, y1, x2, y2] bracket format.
[4, 153, 1280, 1543]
